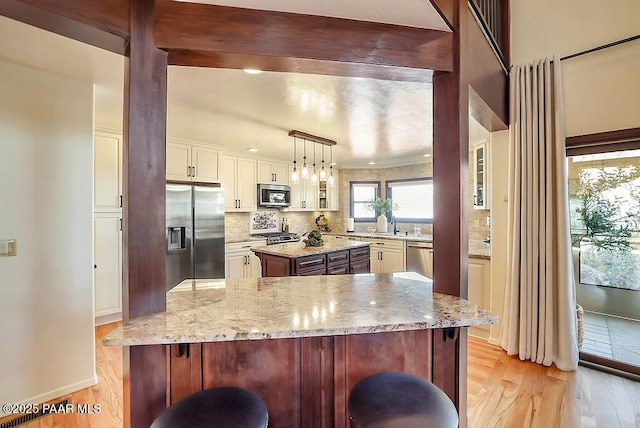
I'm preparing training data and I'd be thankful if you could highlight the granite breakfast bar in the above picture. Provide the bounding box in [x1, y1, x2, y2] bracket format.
[105, 273, 496, 427]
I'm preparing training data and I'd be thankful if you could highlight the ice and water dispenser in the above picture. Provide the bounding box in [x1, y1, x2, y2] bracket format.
[167, 226, 186, 251]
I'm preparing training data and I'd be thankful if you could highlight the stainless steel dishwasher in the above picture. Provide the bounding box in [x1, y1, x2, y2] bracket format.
[406, 241, 433, 279]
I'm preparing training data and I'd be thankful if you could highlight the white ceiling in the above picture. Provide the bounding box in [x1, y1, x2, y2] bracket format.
[0, 4, 486, 169]
[176, 0, 450, 31]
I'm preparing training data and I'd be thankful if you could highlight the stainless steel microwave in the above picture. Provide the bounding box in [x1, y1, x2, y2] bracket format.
[257, 183, 291, 208]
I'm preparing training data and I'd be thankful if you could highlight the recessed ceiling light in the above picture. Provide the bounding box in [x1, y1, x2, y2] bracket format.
[243, 68, 263, 75]
[368, 161, 376, 165]
[247, 147, 258, 152]
[423, 154, 431, 157]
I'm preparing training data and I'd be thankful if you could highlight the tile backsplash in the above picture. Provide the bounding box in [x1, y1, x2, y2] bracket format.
[225, 211, 326, 241]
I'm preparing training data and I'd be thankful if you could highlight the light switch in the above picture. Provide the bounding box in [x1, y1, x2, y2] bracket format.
[0, 239, 17, 256]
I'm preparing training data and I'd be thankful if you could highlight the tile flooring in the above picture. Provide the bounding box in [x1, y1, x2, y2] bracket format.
[582, 311, 640, 368]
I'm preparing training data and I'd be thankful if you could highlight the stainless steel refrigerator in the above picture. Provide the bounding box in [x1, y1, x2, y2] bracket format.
[166, 183, 225, 290]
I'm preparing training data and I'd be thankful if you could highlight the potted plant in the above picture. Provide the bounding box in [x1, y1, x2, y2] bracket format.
[368, 197, 395, 233]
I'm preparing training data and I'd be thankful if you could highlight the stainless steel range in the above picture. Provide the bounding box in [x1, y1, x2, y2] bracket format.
[259, 232, 301, 245]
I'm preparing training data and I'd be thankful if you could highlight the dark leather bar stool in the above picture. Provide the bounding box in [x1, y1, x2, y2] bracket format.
[151, 386, 268, 428]
[348, 372, 458, 428]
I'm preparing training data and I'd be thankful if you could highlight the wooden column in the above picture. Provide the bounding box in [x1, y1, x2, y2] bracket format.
[432, 0, 469, 426]
[122, 0, 168, 426]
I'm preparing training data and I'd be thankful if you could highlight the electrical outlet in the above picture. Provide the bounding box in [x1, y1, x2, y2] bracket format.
[0, 239, 17, 256]
[473, 220, 480, 227]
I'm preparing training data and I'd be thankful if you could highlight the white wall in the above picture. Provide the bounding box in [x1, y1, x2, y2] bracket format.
[488, 130, 509, 344]
[0, 60, 96, 412]
[511, 0, 640, 136]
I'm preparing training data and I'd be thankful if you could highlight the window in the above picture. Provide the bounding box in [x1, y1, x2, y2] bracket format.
[350, 181, 380, 221]
[386, 178, 433, 223]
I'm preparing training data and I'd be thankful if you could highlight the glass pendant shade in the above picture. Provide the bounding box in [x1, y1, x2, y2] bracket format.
[328, 167, 335, 186]
[310, 142, 318, 183]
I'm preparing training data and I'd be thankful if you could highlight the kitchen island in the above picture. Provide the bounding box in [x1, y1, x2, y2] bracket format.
[105, 273, 496, 427]
[252, 239, 371, 276]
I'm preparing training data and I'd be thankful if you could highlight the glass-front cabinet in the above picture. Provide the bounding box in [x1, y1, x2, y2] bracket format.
[473, 141, 488, 209]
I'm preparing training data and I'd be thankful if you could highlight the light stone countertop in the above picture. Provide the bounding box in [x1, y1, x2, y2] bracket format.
[328, 233, 491, 260]
[225, 237, 268, 245]
[328, 232, 434, 243]
[103, 273, 497, 346]
[468, 239, 491, 260]
[251, 239, 369, 258]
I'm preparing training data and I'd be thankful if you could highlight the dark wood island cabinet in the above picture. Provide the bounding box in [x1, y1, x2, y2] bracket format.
[253, 240, 371, 277]
[104, 274, 497, 428]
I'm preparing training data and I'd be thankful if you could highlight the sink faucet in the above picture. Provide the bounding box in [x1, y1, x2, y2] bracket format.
[393, 216, 400, 235]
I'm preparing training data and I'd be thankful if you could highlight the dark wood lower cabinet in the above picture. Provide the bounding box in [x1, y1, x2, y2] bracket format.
[260, 253, 291, 276]
[168, 328, 458, 428]
[327, 264, 349, 275]
[257, 246, 370, 277]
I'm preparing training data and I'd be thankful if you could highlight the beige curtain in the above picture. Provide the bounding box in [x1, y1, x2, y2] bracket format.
[499, 55, 578, 371]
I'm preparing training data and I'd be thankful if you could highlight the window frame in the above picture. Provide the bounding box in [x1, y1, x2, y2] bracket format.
[386, 177, 433, 223]
[350, 181, 381, 222]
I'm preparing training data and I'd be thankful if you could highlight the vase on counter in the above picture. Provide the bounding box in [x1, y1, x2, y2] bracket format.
[377, 213, 388, 233]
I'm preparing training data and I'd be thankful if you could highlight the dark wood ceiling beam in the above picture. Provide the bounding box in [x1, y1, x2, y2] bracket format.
[155, 1, 453, 75]
[0, 0, 129, 55]
[167, 49, 434, 83]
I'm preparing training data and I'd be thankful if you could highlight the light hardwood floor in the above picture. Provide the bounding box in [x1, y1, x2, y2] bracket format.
[0, 323, 123, 428]
[3, 326, 640, 427]
[468, 336, 640, 428]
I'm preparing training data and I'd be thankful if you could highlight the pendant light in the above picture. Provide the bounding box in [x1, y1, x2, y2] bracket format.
[291, 136, 299, 184]
[328, 145, 335, 187]
[311, 142, 318, 184]
[301, 139, 309, 179]
[319, 144, 327, 180]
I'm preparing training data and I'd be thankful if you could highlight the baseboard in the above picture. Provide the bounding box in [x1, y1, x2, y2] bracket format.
[96, 312, 122, 326]
[469, 326, 489, 340]
[0, 375, 98, 417]
[488, 337, 500, 346]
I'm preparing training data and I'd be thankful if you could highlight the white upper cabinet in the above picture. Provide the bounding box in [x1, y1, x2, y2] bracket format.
[473, 141, 490, 210]
[288, 165, 317, 211]
[94, 130, 122, 212]
[167, 139, 221, 183]
[221, 155, 257, 212]
[257, 160, 290, 186]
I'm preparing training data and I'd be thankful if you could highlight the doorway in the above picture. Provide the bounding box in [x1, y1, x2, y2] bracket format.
[568, 149, 640, 373]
